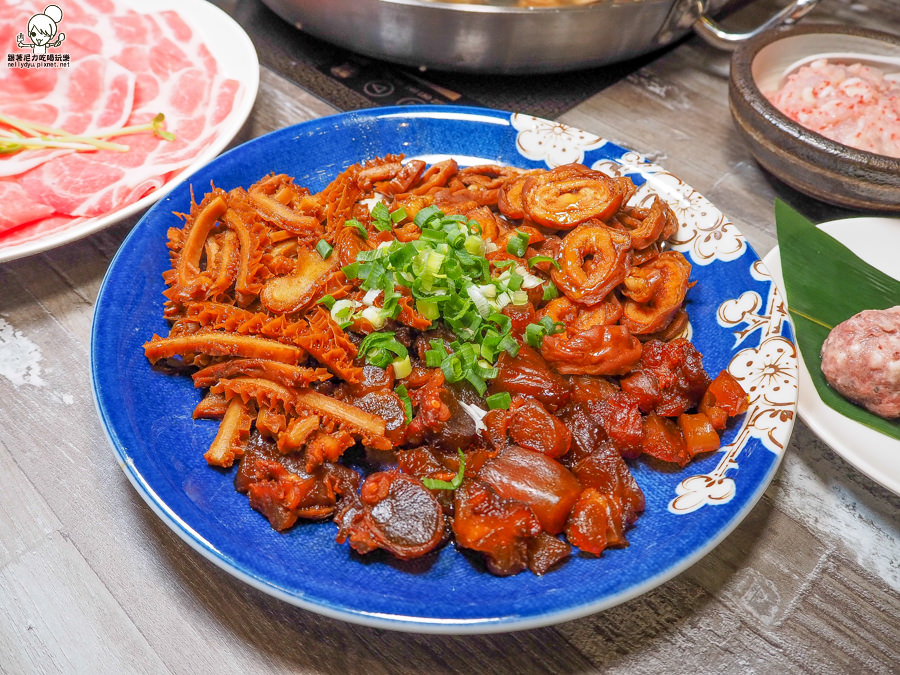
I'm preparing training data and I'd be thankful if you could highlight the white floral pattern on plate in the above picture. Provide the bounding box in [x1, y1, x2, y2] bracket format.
[669, 262, 798, 514]
[511, 113, 607, 166]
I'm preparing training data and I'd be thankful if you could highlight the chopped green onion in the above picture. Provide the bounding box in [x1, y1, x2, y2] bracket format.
[360, 305, 386, 330]
[315, 239, 333, 260]
[511, 290, 529, 305]
[371, 201, 393, 231]
[524, 317, 566, 349]
[390, 206, 407, 223]
[341, 206, 536, 397]
[424, 250, 445, 276]
[540, 315, 566, 335]
[424, 339, 448, 367]
[344, 219, 368, 240]
[331, 299, 356, 326]
[506, 230, 530, 258]
[485, 391, 512, 410]
[542, 281, 560, 301]
[395, 384, 413, 424]
[477, 283, 497, 299]
[524, 322, 546, 349]
[466, 285, 491, 318]
[422, 448, 466, 490]
[357, 331, 408, 368]
[416, 298, 440, 321]
[317, 294, 337, 309]
[498, 333, 520, 357]
[506, 269, 524, 291]
[392, 355, 412, 379]
[442, 354, 464, 384]
[528, 255, 561, 271]
[414, 204, 441, 228]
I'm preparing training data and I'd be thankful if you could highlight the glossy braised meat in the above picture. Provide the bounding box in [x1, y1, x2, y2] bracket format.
[235, 433, 358, 531]
[507, 398, 571, 459]
[335, 470, 445, 560]
[354, 390, 408, 446]
[620, 338, 711, 416]
[147, 157, 751, 577]
[490, 345, 571, 411]
[452, 478, 542, 576]
[477, 445, 582, 535]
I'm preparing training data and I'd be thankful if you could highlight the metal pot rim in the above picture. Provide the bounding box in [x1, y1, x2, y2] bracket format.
[369, 0, 671, 15]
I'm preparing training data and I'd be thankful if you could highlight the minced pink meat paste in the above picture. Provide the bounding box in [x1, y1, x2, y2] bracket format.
[767, 58, 900, 158]
[820, 306, 900, 419]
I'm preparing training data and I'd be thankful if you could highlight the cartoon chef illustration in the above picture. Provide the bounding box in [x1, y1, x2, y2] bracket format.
[17, 5, 66, 55]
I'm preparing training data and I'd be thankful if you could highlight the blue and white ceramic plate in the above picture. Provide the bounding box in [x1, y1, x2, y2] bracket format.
[91, 106, 798, 634]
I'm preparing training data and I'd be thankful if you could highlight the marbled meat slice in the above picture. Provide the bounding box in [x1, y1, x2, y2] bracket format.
[0, 0, 242, 228]
[0, 182, 55, 234]
[0, 55, 136, 177]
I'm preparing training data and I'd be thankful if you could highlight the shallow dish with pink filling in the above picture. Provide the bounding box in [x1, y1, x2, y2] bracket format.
[729, 24, 900, 212]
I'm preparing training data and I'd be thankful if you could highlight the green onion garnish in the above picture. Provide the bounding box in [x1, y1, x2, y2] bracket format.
[524, 316, 566, 349]
[341, 207, 527, 392]
[371, 202, 393, 231]
[422, 448, 466, 490]
[414, 204, 442, 228]
[344, 219, 368, 240]
[317, 294, 336, 309]
[542, 281, 560, 301]
[340, 261, 360, 279]
[416, 298, 440, 321]
[395, 384, 413, 424]
[527, 254, 561, 270]
[330, 299, 356, 328]
[316, 239, 333, 260]
[390, 206, 407, 223]
[357, 331, 407, 368]
[464, 234, 484, 256]
[485, 391, 512, 410]
[392, 354, 412, 379]
[506, 230, 530, 257]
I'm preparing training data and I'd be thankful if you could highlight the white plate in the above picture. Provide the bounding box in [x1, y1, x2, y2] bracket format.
[0, 0, 259, 263]
[763, 217, 900, 496]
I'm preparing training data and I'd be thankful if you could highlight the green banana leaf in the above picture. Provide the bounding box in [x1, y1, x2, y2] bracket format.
[775, 200, 900, 439]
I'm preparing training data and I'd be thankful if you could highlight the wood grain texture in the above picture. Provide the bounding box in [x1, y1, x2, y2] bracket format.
[1, 2, 899, 672]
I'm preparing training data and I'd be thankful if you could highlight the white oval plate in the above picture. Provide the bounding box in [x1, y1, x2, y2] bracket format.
[763, 216, 900, 496]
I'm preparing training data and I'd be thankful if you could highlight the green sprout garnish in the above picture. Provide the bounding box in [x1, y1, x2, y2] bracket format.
[0, 112, 176, 155]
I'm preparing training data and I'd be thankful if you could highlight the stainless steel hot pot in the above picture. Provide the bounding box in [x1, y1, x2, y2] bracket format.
[259, 0, 820, 74]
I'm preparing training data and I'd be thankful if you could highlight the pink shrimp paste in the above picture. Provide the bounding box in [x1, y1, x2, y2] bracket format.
[767, 58, 900, 158]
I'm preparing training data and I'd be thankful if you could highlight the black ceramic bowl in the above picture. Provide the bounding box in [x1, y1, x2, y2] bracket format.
[729, 24, 900, 211]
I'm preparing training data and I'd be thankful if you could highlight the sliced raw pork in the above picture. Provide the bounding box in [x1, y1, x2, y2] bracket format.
[0, 0, 245, 244]
[0, 182, 55, 233]
[0, 55, 135, 177]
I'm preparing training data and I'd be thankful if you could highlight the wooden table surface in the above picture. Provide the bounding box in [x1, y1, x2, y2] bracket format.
[2, 0, 899, 672]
